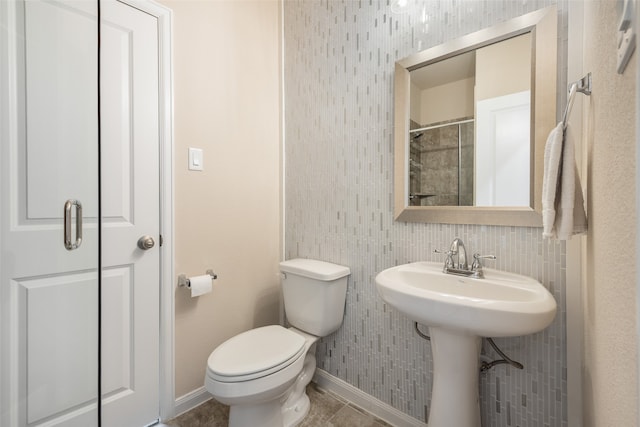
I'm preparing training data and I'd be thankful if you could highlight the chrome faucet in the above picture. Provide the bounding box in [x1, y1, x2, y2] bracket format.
[449, 238, 468, 270]
[436, 238, 495, 279]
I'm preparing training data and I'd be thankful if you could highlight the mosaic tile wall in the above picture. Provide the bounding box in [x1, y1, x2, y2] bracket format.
[283, 1, 568, 425]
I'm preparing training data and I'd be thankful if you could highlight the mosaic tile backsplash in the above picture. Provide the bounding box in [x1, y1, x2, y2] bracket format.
[283, 1, 568, 425]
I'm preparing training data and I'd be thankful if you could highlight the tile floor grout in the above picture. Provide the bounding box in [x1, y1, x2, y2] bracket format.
[166, 382, 392, 427]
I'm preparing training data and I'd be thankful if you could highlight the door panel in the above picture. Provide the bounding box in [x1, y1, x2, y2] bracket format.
[1, 0, 100, 426]
[101, 1, 160, 426]
[101, 266, 133, 400]
[25, 0, 100, 220]
[101, 10, 133, 223]
[24, 273, 98, 424]
[1, 0, 161, 424]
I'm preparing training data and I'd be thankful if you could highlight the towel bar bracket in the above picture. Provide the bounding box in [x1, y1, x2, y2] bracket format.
[572, 72, 591, 96]
[562, 72, 592, 129]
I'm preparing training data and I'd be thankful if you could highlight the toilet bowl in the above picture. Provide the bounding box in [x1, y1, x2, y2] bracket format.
[204, 259, 350, 427]
[205, 326, 318, 427]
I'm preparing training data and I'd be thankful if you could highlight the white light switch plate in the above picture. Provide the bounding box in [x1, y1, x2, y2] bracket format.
[189, 148, 203, 171]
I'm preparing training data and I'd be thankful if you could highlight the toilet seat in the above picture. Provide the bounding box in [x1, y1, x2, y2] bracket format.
[207, 325, 306, 382]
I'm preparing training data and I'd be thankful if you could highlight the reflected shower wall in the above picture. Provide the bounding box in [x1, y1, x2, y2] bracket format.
[409, 119, 474, 206]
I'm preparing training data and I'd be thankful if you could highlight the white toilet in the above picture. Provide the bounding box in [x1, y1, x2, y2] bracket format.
[204, 258, 350, 427]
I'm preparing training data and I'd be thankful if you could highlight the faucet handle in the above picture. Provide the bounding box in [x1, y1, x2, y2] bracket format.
[471, 253, 496, 270]
[434, 248, 456, 255]
[469, 254, 496, 278]
[434, 249, 455, 269]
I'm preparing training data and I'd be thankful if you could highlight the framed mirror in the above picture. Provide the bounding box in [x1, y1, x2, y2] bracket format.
[394, 6, 557, 226]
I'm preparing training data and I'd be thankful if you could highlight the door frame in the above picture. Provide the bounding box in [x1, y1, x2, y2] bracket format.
[106, 0, 175, 422]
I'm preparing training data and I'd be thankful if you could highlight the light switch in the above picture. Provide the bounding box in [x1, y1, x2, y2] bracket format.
[189, 148, 203, 171]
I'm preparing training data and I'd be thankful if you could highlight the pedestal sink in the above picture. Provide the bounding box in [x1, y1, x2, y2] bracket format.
[375, 262, 556, 427]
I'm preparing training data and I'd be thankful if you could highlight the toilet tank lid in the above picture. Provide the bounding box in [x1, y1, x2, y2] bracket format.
[280, 258, 350, 281]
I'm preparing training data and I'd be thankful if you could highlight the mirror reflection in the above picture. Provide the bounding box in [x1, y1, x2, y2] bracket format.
[407, 33, 531, 207]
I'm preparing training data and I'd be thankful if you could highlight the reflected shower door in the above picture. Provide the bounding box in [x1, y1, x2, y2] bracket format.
[0, 0, 100, 426]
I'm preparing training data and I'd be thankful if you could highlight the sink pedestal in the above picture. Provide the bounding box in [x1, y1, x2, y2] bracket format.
[375, 261, 557, 426]
[428, 327, 481, 427]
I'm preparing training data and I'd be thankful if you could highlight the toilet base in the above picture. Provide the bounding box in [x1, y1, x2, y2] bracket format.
[226, 349, 315, 427]
[229, 400, 285, 427]
[282, 393, 310, 427]
[282, 345, 316, 426]
[214, 332, 319, 427]
[226, 384, 311, 427]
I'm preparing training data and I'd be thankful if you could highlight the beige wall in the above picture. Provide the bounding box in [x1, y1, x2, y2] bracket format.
[415, 33, 530, 127]
[419, 77, 474, 125]
[158, 0, 282, 397]
[475, 33, 531, 101]
[582, 1, 638, 425]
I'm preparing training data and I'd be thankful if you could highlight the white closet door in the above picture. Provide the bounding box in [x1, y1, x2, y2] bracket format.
[1, 0, 162, 425]
[1, 0, 100, 426]
[100, 0, 161, 426]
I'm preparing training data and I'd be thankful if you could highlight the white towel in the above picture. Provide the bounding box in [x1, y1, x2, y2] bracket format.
[542, 123, 563, 237]
[555, 125, 588, 238]
[542, 122, 587, 240]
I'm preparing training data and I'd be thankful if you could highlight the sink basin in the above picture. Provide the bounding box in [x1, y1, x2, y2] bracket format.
[375, 261, 557, 427]
[375, 261, 556, 337]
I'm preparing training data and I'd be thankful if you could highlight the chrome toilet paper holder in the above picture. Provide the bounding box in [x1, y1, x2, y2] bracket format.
[178, 270, 217, 288]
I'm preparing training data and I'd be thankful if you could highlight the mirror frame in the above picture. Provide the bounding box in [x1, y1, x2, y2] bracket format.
[394, 6, 557, 226]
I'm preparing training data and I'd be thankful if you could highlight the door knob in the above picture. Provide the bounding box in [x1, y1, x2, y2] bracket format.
[137, 235, 155, 250]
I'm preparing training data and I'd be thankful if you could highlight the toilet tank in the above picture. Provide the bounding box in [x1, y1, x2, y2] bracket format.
[280, 258, 350, 337]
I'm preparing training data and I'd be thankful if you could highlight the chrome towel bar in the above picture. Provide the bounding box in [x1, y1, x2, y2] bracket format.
[562, 73, 592, 130]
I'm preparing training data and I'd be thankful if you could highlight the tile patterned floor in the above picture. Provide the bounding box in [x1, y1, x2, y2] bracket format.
[165, 383, 391, 427]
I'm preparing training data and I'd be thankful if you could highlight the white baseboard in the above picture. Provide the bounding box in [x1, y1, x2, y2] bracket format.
[312, 369, 427, 427]
[173, 386, 212, 418]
